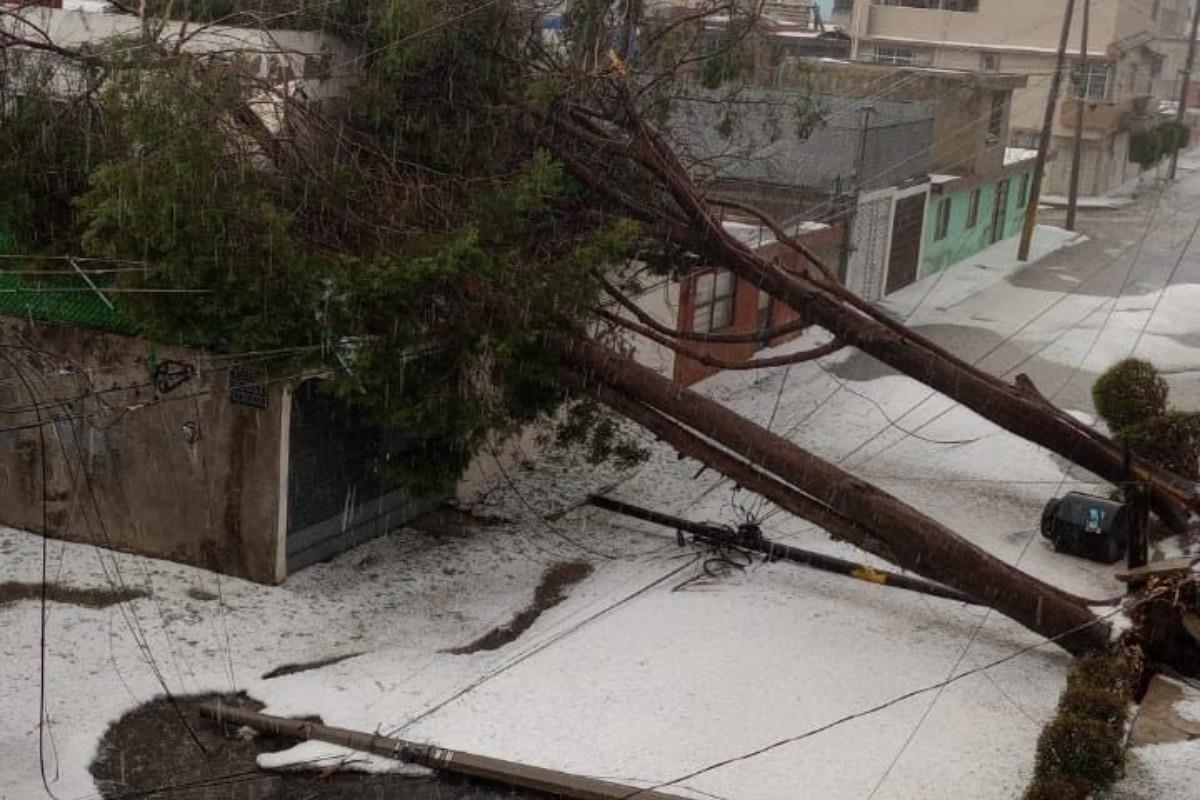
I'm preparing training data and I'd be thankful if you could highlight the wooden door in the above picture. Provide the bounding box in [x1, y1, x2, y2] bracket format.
[885, 194, 925, 294]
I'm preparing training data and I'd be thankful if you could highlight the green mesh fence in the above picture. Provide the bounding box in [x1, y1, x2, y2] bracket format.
[0, 270, 141, 335]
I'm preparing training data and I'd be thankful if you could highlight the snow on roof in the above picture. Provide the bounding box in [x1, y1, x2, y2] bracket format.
[722, 219, 830, 250]
[1005, 147, 1038, 167]
[930, 173, 960, 185]
[865, 34, 1088, 58]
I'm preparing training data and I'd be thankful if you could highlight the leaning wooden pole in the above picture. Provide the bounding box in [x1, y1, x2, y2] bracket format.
[1019, 0, 1077, 259]
[198, 702, 689, 800]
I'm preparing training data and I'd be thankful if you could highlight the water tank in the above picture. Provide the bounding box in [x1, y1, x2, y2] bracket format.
[1040, 492, 1130, 564]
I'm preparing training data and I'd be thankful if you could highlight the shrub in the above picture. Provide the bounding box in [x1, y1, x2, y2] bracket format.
[1092, 359, 1168, 434]
[1033, 714, 1125, 787]
[1024, 655, 1130, 799]
[1158, 120, 1191, 155]
[1024, 776, 1092, 800]
[1130, 128, 1164, 168]
[1120, 412, 1200, 481]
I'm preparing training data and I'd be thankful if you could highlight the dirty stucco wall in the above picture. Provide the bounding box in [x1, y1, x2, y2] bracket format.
[0, 317, 285, 583]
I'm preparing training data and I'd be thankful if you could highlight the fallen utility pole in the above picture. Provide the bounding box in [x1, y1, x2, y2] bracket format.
[198, 702, 688, 800]
[1019, 0, 1077, 260]
[586, 495, 978, 606]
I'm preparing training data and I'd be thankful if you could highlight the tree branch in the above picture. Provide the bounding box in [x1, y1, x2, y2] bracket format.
[599, 308, 845, 370]
[598, 274, 812, 344]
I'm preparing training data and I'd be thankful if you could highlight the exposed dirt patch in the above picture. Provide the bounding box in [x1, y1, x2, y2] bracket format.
[262, 652, 364, 680]
[0, 582, 147, 609]
[186, 587, 220, 601]
[90, 694, 548, 799]
[446, 561, 593, 655]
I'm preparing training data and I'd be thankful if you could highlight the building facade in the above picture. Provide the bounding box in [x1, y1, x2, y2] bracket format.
[833, 0, 1188, 195]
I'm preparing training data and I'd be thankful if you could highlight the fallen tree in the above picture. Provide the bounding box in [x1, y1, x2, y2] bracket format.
[533, 71, 1199, 530]
[4, 0, 1195, 665]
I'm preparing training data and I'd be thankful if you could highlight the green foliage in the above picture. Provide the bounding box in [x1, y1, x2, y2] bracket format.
[1158, 119, 1191, 154]
[1093, 359, 1199, 481]
[1025, 655, 1129, 799]
[1120, 411, 1200, 480]
[1093, 358, 1168, 434]
[77, 61, 333, 351]
[0, 79, 106, 253]
[1130, 127, 1164, 168]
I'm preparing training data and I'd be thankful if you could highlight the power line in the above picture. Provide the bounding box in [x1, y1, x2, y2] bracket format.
[619, 588, 1172, 799]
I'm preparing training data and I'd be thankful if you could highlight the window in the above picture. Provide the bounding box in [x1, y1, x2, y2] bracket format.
[1072, 62, 1113, 101]
[934, 197, 952, 241]
[873, 45, 932, 66]
[875, 1, 979, 10]
[966, 189, 981, 228]
[1017, 173, 1030, 207]
[1012, 130, 1041, 150]
[756, 288, 773, 335]
[693, 270, 736, 333]
[981, 53, 1000, 72]
[987, 91, 1006, 143]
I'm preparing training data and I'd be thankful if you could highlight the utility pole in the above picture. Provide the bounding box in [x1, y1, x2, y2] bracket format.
[1168, 0, 1200, 181]
[1066, 0, 1090, 231]
[839, 105, 874, 285]
[1019, 0, 1077, 261]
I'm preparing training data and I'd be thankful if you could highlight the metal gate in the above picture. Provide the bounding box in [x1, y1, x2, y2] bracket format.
[285, 380, 444, 573]
[885, 193, 926, 294]
[989, 179, 1010, 244]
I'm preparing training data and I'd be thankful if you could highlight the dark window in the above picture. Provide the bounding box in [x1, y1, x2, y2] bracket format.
[1018, 173, 1030, 207]
[966, 189, 981, 228]
[757, 288, 772, 334]
[988, 92, 1006, 143]
[934, 197, 952, 241]
[693, 270, 736, 333]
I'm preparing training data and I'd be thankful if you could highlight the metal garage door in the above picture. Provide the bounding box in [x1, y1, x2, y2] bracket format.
[285, 380, 444, 573]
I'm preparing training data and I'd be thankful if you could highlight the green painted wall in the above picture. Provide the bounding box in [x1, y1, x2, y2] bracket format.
[920, 167, 1034, 279]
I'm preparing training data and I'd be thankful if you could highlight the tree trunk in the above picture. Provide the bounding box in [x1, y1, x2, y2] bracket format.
[556, 332, 1112, 655]
[546, 102, 1198, 527]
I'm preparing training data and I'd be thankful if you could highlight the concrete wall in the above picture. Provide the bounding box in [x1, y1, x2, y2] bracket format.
[776, 60, 1027, 176]
[921, 163, 1036, 277]
[0, 317, 286, 583]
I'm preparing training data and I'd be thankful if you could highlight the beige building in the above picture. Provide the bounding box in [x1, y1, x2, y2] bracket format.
[833, 0, 1192, 195]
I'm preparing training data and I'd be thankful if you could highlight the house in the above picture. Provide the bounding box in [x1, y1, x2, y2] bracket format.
[0, 5, 357, 119]
[0, 302, 445, 584]
[0, 8, 438, 583]
[832, 0, 1184, 195]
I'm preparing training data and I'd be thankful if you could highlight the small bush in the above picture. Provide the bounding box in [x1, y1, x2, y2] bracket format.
[1024, 776, 1092, 800]
[1120, 411, 1200, 481]
[1060, 685, 1127, 727]
[1033, 714, 1125, 787]
[1024, 655, 1130, 799]
[1130, 128, 1164, 168]
[1158, 120, 1191, 155]
[1093, 359, 1168, 434]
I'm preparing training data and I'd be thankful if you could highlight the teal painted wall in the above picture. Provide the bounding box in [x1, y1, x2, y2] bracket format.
[920, 167, 1034, 279]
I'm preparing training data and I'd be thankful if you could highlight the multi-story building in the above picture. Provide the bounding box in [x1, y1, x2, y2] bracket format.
[832, 0, 1190, 195]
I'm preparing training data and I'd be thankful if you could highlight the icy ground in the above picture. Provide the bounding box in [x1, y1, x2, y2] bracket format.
[4, 200, 1200, 798]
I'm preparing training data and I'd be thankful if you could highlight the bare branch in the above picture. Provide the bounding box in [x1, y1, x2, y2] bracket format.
[598, 308, 845, 370]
